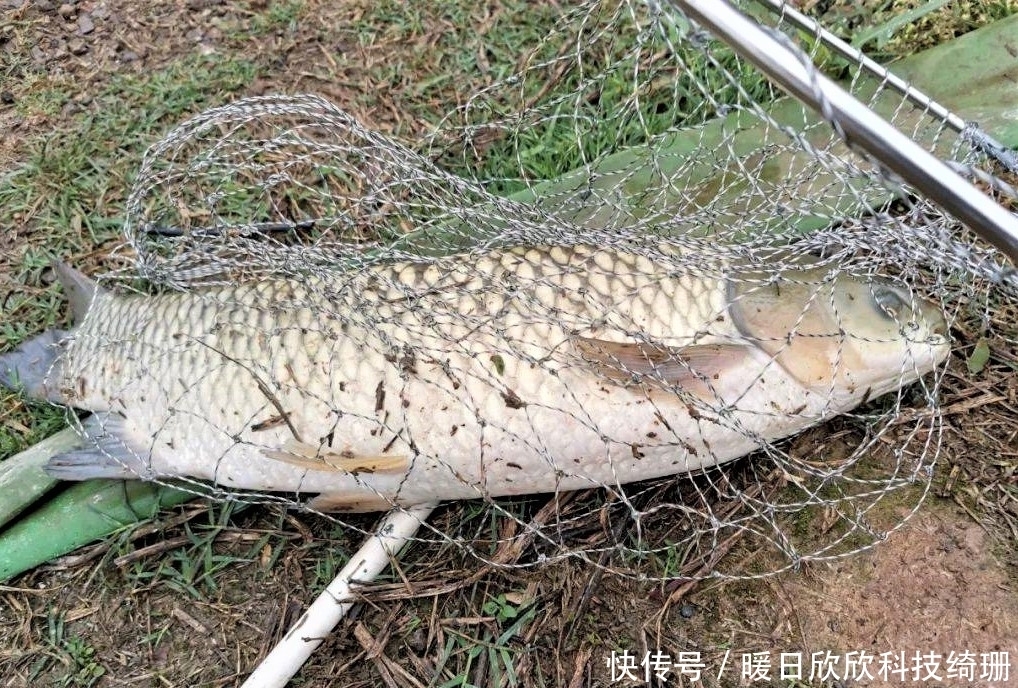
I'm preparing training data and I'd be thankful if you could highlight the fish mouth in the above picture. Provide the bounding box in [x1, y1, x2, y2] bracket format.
[917, 298, 950, 351]
[925, 304, 948, 339]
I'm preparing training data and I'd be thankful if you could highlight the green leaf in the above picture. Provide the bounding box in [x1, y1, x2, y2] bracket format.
[966, 338, 991, 375]
[490, 354, 506, 376]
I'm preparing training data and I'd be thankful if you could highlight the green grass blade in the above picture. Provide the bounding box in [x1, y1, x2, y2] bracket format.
[851, 0, 952, 49]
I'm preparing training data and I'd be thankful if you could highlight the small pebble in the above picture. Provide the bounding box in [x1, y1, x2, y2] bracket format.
[77, 13, 94, 35]
[0, 91, 14, 105]
[679, 603, 697, 619]
[67, 37, 87, 55]
[119, 49, 138, 62]
[407, 627, 426, 653]
[57, 2, 74, 17]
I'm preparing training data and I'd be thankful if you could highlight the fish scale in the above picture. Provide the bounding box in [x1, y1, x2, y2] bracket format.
[0, 243, 949, 512]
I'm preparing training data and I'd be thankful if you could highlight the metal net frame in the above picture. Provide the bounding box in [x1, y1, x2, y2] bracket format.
[54, 0, 1018, 584]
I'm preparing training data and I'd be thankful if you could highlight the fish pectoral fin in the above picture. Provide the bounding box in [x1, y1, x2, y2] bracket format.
[574, 336, 755, 397]
[44, 414, 154, 481]
[305, 492, 400, 513]
[262, 439, 409, 475]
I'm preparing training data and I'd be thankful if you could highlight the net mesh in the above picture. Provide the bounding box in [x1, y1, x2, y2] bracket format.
[58, 0, 1017, 583]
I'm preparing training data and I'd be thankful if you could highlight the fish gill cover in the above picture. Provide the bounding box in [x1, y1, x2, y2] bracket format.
[21, 0, 1018, 584]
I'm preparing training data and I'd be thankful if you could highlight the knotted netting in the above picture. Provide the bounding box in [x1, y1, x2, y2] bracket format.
[60, 0, 1017, 584]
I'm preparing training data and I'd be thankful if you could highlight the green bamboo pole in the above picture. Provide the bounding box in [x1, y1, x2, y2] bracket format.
[0, 478, 194, 581]
[0, 427, 70, 529]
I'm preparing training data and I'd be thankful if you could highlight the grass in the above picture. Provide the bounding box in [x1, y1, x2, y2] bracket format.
[120, 502, 253, 599]
[809, 0, 1018, 58]
[430, 592, 537, 688]
[0, 48, 262, 459]
[1, 0, 1018, 686]
[3, 54, 257, 243]
[31, 610, 107, 688]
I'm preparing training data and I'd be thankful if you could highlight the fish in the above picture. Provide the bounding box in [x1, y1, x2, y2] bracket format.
[0, 244, 950, 512]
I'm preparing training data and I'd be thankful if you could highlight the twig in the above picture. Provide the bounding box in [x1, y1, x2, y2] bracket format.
[144, 220, 317, 237]
[112, 535, 189, 567]
[354, 620, 429, 688]
[567, 646, 592, 688]
[343, 492, 578, 603]
[241, 502, 437, 688]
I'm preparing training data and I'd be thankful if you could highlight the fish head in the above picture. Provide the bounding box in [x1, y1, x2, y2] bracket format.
[729, 266, 950, 401]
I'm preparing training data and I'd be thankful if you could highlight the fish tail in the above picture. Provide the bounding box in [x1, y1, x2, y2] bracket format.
[1, 262, 101, 403]
[0, 329, 68, 402]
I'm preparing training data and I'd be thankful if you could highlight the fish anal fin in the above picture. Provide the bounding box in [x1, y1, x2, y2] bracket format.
[574, 336, 755, 398]
[263, 440, 409, 475]
[44, 414, 153, 481]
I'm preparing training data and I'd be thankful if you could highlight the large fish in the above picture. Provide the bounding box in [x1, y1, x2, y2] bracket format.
[0, 244, 949, 512]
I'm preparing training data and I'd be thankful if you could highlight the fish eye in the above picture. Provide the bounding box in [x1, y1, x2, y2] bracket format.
[873, 288, 908, 321]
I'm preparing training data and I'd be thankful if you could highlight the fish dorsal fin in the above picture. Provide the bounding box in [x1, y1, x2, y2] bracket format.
[53, 261, 101, 324]
[262, 440, 409, 475]
[573, 336, 755, 398]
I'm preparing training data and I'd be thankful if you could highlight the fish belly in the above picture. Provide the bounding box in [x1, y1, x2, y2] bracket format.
[79, 318, 821, 506]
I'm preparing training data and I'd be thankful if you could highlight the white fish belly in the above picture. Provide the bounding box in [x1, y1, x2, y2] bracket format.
[123, 321, 829, 506]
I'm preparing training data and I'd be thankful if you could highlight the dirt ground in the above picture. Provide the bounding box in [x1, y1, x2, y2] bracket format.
[1, 1, 1016, 687]
[786, 508, 1018, 685]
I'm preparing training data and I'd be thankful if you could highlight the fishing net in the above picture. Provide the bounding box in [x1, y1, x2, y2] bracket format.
[65, 0, 1017, 584]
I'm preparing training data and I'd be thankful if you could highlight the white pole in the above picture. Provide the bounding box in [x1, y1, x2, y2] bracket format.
[671, 0, 1018, 264]
[242, 501, 438, 688]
